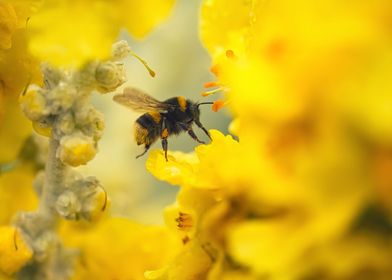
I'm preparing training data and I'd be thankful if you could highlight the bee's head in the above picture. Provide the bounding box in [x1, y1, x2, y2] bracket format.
[193, 101, 212, 120]
[192, 101, 212, 140]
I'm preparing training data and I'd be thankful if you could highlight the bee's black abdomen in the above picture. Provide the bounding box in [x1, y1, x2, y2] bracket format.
[134, 113, 161, 145]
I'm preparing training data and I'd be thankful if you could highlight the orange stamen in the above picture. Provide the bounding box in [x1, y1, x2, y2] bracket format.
[203, 81, 219, 88]
[176, 212, 193, 231]
[212, 100, 225, 112]
[226, 49, 236, 59]
[210, 65, 220, 76]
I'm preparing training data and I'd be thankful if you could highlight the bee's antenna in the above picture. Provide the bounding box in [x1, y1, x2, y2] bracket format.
[197, 102, 214, 107]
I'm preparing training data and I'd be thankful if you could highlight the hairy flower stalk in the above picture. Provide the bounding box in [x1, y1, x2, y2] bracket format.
[39, 138, 65, 220]
[11, 40, 138, 279]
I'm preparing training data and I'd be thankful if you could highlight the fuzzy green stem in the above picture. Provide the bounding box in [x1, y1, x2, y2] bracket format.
[38, 137, 67, 226]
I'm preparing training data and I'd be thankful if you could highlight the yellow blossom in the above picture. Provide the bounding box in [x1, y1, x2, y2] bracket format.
[143, 1, 392, 279]
[28, 0, 175, 66]
[0, 164, 38, 225]
[146, 150, 199, 187]
[59, 218, 178, 280]
[0, 1, 41, 163]
[145, 239, 213, 280]
[0, 226, 33, 275]
[147, 130, 242, 190]
[0, 98, 31, 162]
[0, 2, 17, 50]
[0, 17, 41, 99]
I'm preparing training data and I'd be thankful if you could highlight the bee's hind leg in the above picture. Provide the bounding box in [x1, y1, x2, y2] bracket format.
[161, 138, 168, 162]
[136, 144, 150, 159]
[161, 118, 169, 161]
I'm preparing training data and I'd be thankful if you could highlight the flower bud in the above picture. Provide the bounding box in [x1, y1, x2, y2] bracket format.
[95, 61, 125, 93]
[56, 191, 81, 220]
[58, 134, 96, 166]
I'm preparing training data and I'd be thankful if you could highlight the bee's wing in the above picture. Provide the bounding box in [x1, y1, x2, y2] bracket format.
[113, 87, 173, 113]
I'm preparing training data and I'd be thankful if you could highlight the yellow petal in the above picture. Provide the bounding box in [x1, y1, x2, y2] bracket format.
[28, 0, 176, 66]
[146, 240, 212, 280]
[146, 150, 199, 187]
[200, 0, 252, 56]
[9, 0, 41, 28]
[116, 0, 175, 39]
[0, 2, 17, 50]
[0, 28, 41, 98]
[28, 1, 115, 66]
[0, 226, 32, 275]
[0, 164, 38, 225]
[60, 218, 178, 280]
[0, 97, 31, 163]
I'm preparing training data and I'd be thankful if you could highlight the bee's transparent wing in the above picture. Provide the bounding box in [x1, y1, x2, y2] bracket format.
[113, 87, 173, 113]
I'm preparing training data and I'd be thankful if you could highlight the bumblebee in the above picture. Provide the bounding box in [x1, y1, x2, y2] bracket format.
[113, 87, 212, 161]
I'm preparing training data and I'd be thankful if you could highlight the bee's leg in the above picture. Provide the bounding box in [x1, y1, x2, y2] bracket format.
[195, 120, 211, 140]
[187, 129, 206, 144]
[177, 122, 205, 144]
[161, 138, 168, 161]
[136, 144, 150, 159]
[161, 118, 169, 161]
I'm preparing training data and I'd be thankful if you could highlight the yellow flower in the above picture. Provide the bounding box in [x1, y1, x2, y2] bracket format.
[0, 2, 18, 50]
[201, 0, 392, 139]
[0, 97, 31, 163]
[28, 0, 175, 66]
[0, 164, 38, 225]
[145, 239, 213, 280]
[59, 218, 178, 280]
[115, 0, 175, 39]
[147, 130, 242, 190]
[0, 8, 41, 97]
[0, 1, 41, 163]
[143, 1, 392, 279]
[146, 150, 199, 187]
[0, 226, 33, 275]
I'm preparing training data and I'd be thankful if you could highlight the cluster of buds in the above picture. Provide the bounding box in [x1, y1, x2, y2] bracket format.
[19, 41, 132, 167]
[55, 173, 107, 221]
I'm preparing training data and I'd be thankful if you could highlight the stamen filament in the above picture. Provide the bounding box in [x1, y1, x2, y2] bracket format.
[201, 87, 223, 97]
[210, 65, 219, 76]
[128, 50, 156, 77]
